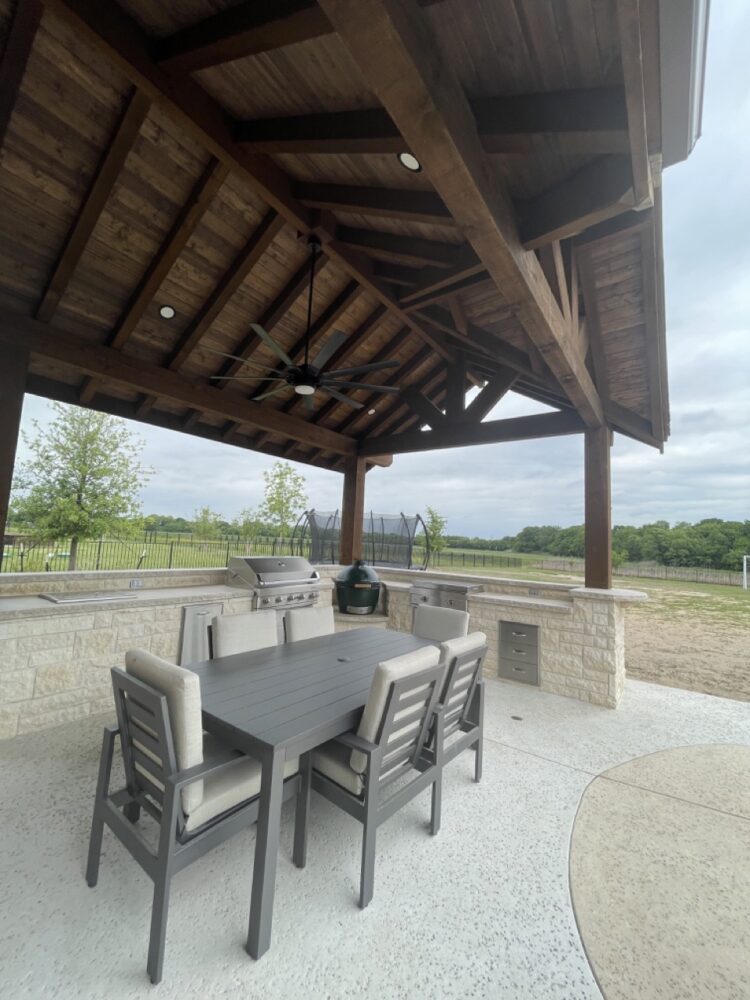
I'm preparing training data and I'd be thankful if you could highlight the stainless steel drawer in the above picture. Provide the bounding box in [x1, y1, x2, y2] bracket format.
[499, 640, 538, 663]
[499, 658, 539, 685]
[500, 621, 538, 646]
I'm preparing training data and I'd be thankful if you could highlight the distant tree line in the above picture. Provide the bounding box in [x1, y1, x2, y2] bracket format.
[446, 520, 750, 571]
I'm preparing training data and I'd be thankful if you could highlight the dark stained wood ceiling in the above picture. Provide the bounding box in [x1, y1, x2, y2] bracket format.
[0, 0, 670, 472]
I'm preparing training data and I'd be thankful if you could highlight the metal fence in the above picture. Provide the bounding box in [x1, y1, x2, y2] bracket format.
[1, 535, 525, 574]
[540, 558, 744, 588]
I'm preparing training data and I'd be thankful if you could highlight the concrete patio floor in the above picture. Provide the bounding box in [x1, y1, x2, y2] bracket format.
[1, 676, 748, 1000]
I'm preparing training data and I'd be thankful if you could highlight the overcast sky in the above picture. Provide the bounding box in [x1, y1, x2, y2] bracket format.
[14, 3, 750, 538]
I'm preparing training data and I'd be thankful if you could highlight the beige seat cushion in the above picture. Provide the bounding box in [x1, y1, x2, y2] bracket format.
[312, 739, 364, 797]
[412, 605, 470, 643]
[351, 645, 441, 773]
[185, 754, 299, 832]
[285, 605, 335, 642]
[125, 649, 204, 815]
[438, 631, 487, 699]
[211, 610, 278, 658]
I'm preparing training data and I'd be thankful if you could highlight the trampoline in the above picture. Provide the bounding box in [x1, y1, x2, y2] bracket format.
[291, 510, 429, 569]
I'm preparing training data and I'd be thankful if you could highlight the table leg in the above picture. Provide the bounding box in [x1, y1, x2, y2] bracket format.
[246, 746, 286, 959]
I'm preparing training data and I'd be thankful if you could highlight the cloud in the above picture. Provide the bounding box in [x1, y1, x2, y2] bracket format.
[13, 5, 750, 539]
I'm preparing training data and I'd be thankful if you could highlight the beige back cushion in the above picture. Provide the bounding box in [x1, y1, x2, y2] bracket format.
[286, 605, 335, 642]
[125, 649, 204, 815]
[412, 604, 470, 643]
[352, 644, 440, 773]
[212, 610, 278, 658]
[438, 631, 487, 699]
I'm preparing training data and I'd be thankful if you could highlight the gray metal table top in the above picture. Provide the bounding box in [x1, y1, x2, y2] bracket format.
[187, 626, 437, 962]
[190, 627, 435, 758]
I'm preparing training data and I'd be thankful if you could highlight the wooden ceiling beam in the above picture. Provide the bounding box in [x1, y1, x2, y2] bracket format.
[572, 207, 653, 251]
[401, 387, 446, 429]
[79, 156, 228, 404]
[216, 253, 327, 386]
[236, 87, 629, 155]
[519, 155, 637, 250]
[294, 183, 454, 226]
[616, 0, 653, 209]
[155, 0, 445, 74]
[168, 210, 285, 372]
[46, 0, 453, 365]
[0, 0, 42, 151]
[319, 0, 605, 427]
[336, 226, 461, 269]
[463, 369, 518, 423]
[26, 375, 344, 473]
[1, 311, 357, 456]
[249, 280, 362, 400]
[359, 409, 584, 456]
[36, 87, 151, 323]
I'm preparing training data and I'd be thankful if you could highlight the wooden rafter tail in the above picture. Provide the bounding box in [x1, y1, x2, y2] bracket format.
[317, 0, 603, 428]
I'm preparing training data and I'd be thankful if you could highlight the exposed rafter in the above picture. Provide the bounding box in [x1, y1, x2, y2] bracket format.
[79, 156, 228, 404]
[616, 0, 653, 209]
[463, 369, 518, 423]
[294, 183, 454, 226]
[336, 226, 461, 269]
[319, 0, 604, 427]
[359, 409, 585, 456]
[155, 0, 445, 73]
[0, 0, 42, 152]
[236, 88, 629, 156]
[1, 312, 364, 458]
[401, 387, 446, 429]
[36, 88, 151, 323]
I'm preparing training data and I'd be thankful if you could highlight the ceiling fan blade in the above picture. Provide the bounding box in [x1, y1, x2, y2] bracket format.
[249, 323, 294, 367]
[305, 393, 315, 414]
[199, 345, 280, 372]
[254, 384, 289, 401]
[326, 359, 399, 378]
[323, 387, 364, 409]
[312, 330, 348, 370]
[323, 381, 401, 393]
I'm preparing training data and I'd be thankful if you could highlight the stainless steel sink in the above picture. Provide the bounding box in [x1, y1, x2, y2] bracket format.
[39, 591, 138, 604]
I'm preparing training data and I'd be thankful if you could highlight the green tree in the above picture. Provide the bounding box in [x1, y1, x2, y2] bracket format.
[191, 506, 223, 540]
[11, 403, 150, 570]
[231, 508, 266, 541]
[257, 461, 308, 536]
[425, 506, 448, 564]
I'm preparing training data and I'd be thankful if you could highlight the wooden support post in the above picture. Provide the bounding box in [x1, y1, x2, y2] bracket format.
[584, 426, 612, 589]
[0, 346, 29, 571]
[339, 456, 366, 565]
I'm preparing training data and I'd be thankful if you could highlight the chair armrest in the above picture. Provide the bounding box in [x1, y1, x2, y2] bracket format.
[166, 751, 249, 791]
[332, 731, 380, 756]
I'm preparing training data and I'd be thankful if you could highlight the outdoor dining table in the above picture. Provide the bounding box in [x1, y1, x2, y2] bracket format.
[188, 626, 435, 960]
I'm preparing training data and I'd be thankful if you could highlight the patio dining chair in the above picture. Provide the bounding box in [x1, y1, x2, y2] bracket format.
[425, 632, 487, 783]
[412, 604, 470, 642]
[209, 608, 278, 657]
[85, 650, 306, 985]
[305, 645, 445, 909]
[285, 604, 335, 642]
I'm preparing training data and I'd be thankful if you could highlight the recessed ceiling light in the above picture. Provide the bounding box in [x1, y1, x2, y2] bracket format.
[397, 152, 421, 173]
[368, 408, 376, 415]
[159, 305, 176, 320]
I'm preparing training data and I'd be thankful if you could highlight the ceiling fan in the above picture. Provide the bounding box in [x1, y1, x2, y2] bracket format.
[206, 236, 401, 413]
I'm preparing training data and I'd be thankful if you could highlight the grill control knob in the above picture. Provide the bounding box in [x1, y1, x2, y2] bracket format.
[308, 592, 316, 599]
[261, 598, 270, 606]
[274, 596, 282, 604]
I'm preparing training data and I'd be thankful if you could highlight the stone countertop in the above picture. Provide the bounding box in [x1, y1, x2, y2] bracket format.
[470, 592, 574, 614]
[0, 584, 256, 621]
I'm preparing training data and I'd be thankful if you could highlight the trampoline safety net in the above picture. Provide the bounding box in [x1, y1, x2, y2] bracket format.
[291, 510, 429, 569]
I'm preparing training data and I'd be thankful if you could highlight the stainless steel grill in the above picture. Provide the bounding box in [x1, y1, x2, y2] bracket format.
[227, 556, 321, 611]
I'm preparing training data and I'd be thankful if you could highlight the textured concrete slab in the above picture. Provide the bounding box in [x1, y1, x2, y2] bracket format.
[1, 677, 749, 999]
[570, 746, 750, 1000]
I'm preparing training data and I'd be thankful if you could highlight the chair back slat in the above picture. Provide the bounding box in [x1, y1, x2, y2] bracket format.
[111, 668, 177, 817]
[440, 638, 487, 737]
[373, 660, 443, 792]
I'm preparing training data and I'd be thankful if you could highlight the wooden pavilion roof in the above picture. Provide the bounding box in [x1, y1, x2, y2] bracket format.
[0, 0, 692, 472]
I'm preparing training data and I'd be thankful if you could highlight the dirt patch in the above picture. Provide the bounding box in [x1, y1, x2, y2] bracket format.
[625, 586, 750, 702]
